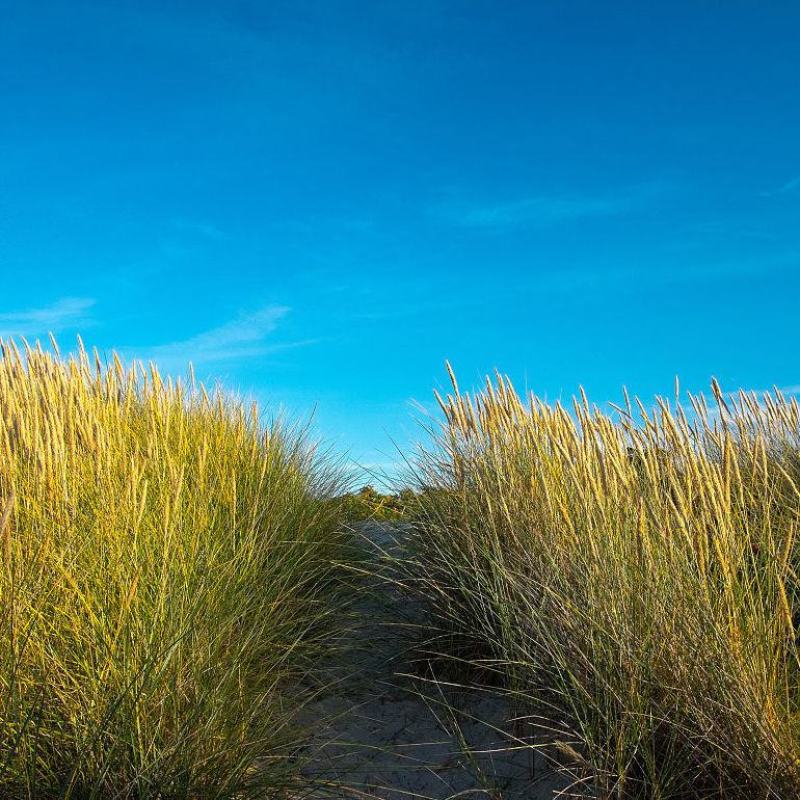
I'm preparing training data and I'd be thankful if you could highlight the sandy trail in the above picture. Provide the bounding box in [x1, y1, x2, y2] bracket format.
[298, 521, 571, 799]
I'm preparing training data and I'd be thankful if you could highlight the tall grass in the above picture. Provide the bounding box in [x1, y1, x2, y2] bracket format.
[0, 339, 347, 799]
[410, 366, 800, 798]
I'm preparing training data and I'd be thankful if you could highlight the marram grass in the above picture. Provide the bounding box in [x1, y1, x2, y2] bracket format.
[0, 339, 347, 799]
[410, 366, 800, 798]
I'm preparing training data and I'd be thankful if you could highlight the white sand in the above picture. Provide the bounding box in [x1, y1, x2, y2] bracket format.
[297, 522, 575, 799]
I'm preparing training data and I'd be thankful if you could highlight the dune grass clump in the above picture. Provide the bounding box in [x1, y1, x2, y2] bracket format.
[0, 339, 347, 799]
[410, 366, 800, 798]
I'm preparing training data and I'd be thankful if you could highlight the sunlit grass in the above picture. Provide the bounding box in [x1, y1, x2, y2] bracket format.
[0, 338, 348, 798]
[409, 365, 800, 798]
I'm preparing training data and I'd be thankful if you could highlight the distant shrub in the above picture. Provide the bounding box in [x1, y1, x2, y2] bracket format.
[338, 485, 418, 521]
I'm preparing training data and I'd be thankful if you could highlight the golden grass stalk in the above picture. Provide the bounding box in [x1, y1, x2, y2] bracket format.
[411, 369, 800, 798]
[0, 339, 347, 798]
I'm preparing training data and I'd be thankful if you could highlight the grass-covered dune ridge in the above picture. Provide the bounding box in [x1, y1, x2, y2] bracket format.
[0, 339, 346, 798]
[411, 367, 800, 798]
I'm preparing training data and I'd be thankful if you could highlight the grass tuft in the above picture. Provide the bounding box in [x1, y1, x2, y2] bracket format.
[409, 368, 800, 798]
[0, 339, 348, 799]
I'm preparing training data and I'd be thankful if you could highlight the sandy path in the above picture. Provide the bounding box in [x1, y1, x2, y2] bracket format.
[298, 522, 571, 799]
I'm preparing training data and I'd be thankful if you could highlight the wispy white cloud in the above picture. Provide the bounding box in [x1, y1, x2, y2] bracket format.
[171, 219, 228, 240]
[523, 248, 799, 299]
[0, 297, 95, 339]
[430, 184, 661, 230]
[747, 384, 800, 398]
[679, 220, 778, 243]
[760, 175, 800, 197]
[685, 383, 800, 429]
[141, 305, 315, 369]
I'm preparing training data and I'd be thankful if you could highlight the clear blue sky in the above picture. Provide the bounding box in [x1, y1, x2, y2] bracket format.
[1, 1, 799, 480]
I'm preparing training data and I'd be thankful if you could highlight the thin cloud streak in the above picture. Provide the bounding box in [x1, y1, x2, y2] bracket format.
[744, 384, 800, 398]
[171, 219, 228, 240]
[430, 184, 663, 230]
[525, 249, 799, 298]
[760, 176, 800, 197]
[0, 297, 95, 339]
[139, 305, 316, 370]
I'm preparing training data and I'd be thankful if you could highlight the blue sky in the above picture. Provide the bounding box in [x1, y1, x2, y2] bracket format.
[1, 1, 799, 480]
